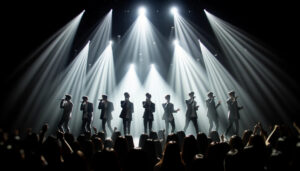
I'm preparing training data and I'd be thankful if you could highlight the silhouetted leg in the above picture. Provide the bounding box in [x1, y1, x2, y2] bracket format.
[192, 118, 199, 134]
[107, 119, 113, 133]
[144, 119, 148, 133]
[234, 120, 239, 135]
[58, 116, 65, 132]
[170, 120, 175, 133]
[215, 119, 219, 133]
[149, 120, 153, 133]
[184, 117, 190, 132]
[208, 118, 213, 133]
[63, 117, 70, 133]
[128, 120, 131, 135]
[165, 120, 169, 135]
[123, 119, 127, 135]
[102, 119, 107, 134]
[87, 119, 92, 133]
[81, 119, 87, 133]
[226, 120, 233, 136]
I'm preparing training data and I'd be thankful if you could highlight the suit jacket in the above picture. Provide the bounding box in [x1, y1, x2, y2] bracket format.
[60, 100, 73, 118]
[143, 101, 155, 121]
[80, 101, 93, 121]
[206, 98, 220, 120]
[185, 99, 198, 119]
[162, 103, 176, 121]
[98, 101, 114, 120]
[227, 98, 242, 121]
[120, 100, 134, 121]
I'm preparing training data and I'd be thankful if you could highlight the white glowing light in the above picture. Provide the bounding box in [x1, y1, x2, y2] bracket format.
[109, 40, 113, 45]
[138, 7, 146, 16]
[170, 7, 178, 15]
[173, 39, 179, 45]
[150, 64, 155, 68]
[129, 63, 135, 69]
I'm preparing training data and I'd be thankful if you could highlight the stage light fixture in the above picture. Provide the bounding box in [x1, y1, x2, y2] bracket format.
[129, 63, 135, 69]
[138, 7, 146, 16]
[170, 7, 178, 15]
[173, 39, 179, 45]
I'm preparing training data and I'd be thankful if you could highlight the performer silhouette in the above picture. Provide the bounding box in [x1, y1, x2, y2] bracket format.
[58, 94, 73, 133]
[162, 95, 180, 135]
[120, 92, 134, 135]
[143, 93, 155, 134]
[98, 94, 114, 135]
[206, 92, 221, 133]
[80, 96, 94, 133]
[183, 92, 199, 134]
[225, 91, 243, 136]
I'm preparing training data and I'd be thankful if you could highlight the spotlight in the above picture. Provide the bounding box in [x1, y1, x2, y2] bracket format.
[150, 64, 155, 68]
[173, 39, 179, 45]
[138, 7, 146, 16]
[129, 63, 135, 69]
[170, 7, 178, 15]
[109, 40, 113, 45]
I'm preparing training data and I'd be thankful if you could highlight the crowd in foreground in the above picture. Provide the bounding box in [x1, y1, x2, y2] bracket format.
[1, 122, 300, 171]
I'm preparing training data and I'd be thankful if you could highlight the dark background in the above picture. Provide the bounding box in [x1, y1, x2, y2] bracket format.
[1, 0, 299, 128]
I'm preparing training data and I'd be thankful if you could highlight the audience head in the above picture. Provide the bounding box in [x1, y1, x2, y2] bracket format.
[209, 131, 220, 143]
[229, 135, 243, 152]
[197, 132, 208, 155]
[182, 135, 198, 164]
[139, 133, 149, 148]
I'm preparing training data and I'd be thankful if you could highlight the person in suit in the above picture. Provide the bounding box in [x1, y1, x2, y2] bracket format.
[120, 92, 134, 135]
[58, 94, 73, 133]
[80, 96, 94, 133]
[206, 92, 221, 133]
[162, 95, 180, 135]
[183, 92, 199, 134]
[98, 94, 114, 135]
[225, 91, 243, 136]
[143, 93, 155, 134]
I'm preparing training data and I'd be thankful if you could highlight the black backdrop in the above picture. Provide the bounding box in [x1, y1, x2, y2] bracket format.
[1, 0, 299, 130]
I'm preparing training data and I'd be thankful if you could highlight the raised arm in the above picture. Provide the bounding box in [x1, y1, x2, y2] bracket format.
[98, 101, 103, 109]
[215, 101, 221, 109]
[80, 103, 84, 111]
[60, 100, 65, 109]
